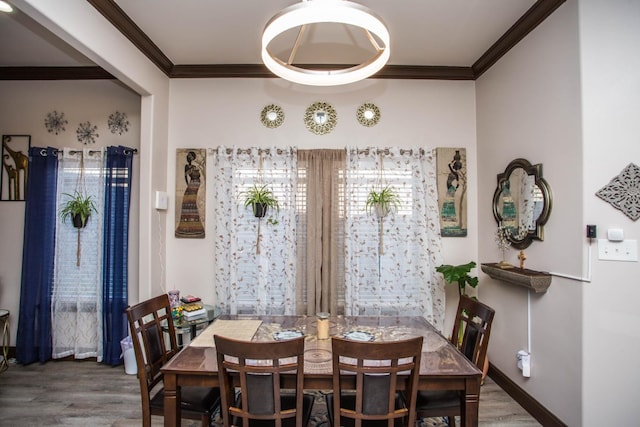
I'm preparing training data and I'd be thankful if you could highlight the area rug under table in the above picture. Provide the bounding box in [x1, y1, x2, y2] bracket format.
[208, 391, 449, 427]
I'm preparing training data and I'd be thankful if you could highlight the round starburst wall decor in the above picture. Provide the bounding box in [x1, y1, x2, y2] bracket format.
[76, 121, 99, 145]
[108, 111, 130, 135]
[45, 110, 68, 135]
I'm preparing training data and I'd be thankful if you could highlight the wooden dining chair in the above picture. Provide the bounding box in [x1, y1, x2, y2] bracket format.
[126, 294, 220, 427]
[213, 334, 315, 427]
[414, 294, 495, 427]
[326, 336, 423, 427]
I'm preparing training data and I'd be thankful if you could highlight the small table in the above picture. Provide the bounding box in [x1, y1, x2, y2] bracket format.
[0, 309, 9, 373]
[171, 305, 217, 347]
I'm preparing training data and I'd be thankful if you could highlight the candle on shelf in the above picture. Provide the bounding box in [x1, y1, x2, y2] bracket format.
[317, 312, 330, 340]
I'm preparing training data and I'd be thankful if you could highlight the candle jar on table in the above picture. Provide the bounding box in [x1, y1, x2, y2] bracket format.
[317, 312, 330, 340]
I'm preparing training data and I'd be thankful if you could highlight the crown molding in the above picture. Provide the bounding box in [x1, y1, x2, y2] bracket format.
[473, 0, 566, 78]
[9, 0, 565, 81]
[86, 0, 173, 76]
[0, 66, 114, 80]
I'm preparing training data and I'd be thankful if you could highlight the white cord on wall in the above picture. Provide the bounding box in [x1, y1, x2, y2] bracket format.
[156, 208, 167, 294]
[527, 289, 531, 353]
[549, 239, 593, 283]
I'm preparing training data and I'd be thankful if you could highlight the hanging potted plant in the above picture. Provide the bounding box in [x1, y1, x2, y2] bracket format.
[365, 185, 401, 254]
[242, 183, 280, 218]
[365, 185, 401, 218]
[60, 190, 97, 228]
[241, 184, 280, 254]
[60, 190, 97, 267]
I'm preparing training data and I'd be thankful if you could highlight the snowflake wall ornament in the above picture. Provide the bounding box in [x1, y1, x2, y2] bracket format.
[76, 121, 99, 145]
[596, 163, 640, 221]
[108, 111, 130, 135]
[44, 110, 68, 135]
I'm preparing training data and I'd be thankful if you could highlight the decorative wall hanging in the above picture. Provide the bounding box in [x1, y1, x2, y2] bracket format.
[44, 110, 68, 135]
[76, 121, 99, 145]
[108, 111, 130, 135]
[260, 104, 284, 129]
[436, 147, 468, 237]
[356, 103, 380, 127]
[304, 101, 337, 135]
[1, 135, 30, 201]
[175, 149, 206, 238]
[596, 163, 640, 221]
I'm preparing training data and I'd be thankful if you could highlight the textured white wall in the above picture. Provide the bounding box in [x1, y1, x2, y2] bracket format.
[0, 80, 141, 341]
[476, 1, 583, 425]
[165, 78, 479, 330]
[579, 0, 640, 425]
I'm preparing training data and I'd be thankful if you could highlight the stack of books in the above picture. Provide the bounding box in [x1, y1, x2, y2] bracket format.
[182, 302, 207, 320]
[180, 295, 201, 304]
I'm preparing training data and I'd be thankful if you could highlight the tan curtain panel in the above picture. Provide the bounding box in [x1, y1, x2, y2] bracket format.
[296, 149, 346, 315]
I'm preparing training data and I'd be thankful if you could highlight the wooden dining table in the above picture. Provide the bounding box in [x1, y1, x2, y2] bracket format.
[161, 314, 482, 427]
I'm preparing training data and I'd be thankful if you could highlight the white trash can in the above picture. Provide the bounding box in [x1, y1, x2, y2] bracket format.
[120, 335, 137, 375]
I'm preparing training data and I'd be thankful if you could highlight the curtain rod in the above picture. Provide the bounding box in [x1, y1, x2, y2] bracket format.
[208, 147, 425, 156]
[351, 148, 425, 156]
[208, 147, 294, 155]
[47, 148, 139, 156]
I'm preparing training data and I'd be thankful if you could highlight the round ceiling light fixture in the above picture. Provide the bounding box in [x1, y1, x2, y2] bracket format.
[0, 1, 14, 13]
[261, 0, 390, 86]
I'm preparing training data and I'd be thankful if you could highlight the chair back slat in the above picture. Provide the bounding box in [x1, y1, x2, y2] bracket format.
[331, 336, 423, 427]
[214, 335, 307, 427]
[451, 295, 495, 370]
[126, 294, 178, 394]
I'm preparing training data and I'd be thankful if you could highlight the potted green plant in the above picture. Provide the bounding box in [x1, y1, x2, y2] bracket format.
[241, 184, 279, 218]
[241, 184, 280, 254]
[60, 190, 97, 267]
[366, 185, 401, 255]
[436, 261, 479, 297]
[365, 185, 401, 218]
[60, 190, 97, 228]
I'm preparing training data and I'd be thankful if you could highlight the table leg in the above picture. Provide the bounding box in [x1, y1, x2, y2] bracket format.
[461, 376, 481, 427]
[163, 372, 180, 427]
[0, 313, 9, 373]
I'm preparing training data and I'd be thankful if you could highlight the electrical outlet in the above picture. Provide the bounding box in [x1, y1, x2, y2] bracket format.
[521, 353, 531, 377]
[598, 239, 638, 262]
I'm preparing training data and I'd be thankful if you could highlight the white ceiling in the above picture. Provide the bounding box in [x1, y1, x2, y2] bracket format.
[0, 0, 543, 71]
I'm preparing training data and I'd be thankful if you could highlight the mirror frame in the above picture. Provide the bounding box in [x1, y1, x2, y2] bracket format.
[492, 158, 552, 249]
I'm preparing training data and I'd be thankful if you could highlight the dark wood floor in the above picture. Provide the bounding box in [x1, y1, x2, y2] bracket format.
[0, 359, 540, 426]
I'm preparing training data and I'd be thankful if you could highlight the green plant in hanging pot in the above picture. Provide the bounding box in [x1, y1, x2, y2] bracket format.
[366, 185, 401, 255]
[60, 190, 97, 229]
[241, 183, 280, 254]
[242, 184, 280, 218]
[60, 190, 97, 267]
[365, 185, 401, 218]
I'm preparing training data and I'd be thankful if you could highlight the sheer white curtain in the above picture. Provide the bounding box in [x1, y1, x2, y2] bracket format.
[213, 147, 297, 315]
[344, 147, 445, 330]
[51, 148, 104, 360]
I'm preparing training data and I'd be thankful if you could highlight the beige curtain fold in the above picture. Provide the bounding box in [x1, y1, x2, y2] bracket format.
[296, 149, 345, 315]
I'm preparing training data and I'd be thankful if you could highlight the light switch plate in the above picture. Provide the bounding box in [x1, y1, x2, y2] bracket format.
[155, 191, 168, 210]
[598, 239, 638, 262]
